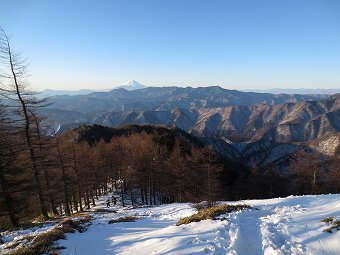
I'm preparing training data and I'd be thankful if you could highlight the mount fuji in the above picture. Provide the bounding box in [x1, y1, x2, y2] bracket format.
[114, 80, 147, 90]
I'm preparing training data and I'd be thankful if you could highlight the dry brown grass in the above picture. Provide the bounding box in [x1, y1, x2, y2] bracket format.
[108, 216, 137, 224]
[9, 228, 65, 255]
[176, 204, 251, 226]
[93, 208, 117, 213]
[4, 236, 34, 250]
[9, 215, 92, 255]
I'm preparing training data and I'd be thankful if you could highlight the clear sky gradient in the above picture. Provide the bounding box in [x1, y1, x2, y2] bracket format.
[1, 0, 340, 90]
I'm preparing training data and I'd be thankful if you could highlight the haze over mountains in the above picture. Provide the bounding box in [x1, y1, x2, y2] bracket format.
[40, 81, 340, 97]
[45, 83, 327, 113]
[246, 88, 340, 95]
[41, 81, 340, 167]
[40, 80, 146, 97]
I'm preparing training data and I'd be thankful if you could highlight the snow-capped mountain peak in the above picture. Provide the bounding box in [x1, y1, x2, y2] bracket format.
[115, 80, 147, 90]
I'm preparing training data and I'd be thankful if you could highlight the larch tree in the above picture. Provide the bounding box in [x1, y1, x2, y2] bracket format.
[0, 27, 49, 218]
[0, 104, 20, 226]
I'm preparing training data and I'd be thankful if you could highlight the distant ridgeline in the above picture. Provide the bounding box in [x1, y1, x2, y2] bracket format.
[74, 124, 204, 149]
[42, 89, 340, 170]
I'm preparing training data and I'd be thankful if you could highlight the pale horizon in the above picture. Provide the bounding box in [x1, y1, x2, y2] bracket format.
[36, 79, 340, 93]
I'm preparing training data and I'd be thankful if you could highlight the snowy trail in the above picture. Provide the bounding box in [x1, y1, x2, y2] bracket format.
[54, 194, 340, 255]
[60, 207, 232, 255]
[229, 209, 268, 255]
[2, 194, 340, 254]
[259, 205, 307, 255]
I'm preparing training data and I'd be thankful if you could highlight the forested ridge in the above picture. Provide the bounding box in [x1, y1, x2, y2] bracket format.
[0, 117, 230, 228]
[1, 120, 340, 229]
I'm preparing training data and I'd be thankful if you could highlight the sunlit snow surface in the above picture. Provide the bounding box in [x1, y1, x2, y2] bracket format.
[1, 194, 339, 254]
[57, 194, 340, 255]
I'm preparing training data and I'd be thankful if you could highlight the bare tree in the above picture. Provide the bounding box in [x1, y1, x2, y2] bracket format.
[0, 104, 20, 226]
[0, 27, 49, 218]
[290, 148, 325, 195]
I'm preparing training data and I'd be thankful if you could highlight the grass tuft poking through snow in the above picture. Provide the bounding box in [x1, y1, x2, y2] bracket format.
[93, 208, 117, 213]
[108, 216, 138, 224]
[321, 216, 335, 224]
[322, 216, 340, 233]
[176, 204, 251, 226]
[9, 215, 92, 255]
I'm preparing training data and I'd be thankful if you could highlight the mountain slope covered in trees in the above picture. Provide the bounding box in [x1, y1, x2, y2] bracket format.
[44, 93, 340, 168]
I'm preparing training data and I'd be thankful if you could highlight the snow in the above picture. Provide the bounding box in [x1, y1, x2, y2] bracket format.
[313, 135, 340, 157]
[0, 223, 55, 243]
[1, 194, 340, 255]
[0, 222, 58, 254]
[115, 80, 146, 90]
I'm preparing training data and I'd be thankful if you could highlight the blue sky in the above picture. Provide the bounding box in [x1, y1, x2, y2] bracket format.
[1, 0, 340, 90]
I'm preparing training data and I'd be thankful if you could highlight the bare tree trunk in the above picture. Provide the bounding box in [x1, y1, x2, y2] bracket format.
[144, 187, 148, 205]
[0, 167, 19, 226]
[311, 168, 318, 194]
[31, 113, 59, 215]
[72, 187, 78, 213]
[55, 137, 71, 215]
[91, 190, 96, 206]
[83, 172, 90, 209]
[121, 179, 125, 207]
[84, 189, 90, 209]
[71, 143, 83, 211]
[141, 188, 144, 205]
[130, 188, 134, 206]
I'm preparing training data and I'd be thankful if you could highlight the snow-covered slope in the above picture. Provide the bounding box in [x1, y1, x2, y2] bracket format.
[1, 194, 339, 255]
[59, 194, 340, 255]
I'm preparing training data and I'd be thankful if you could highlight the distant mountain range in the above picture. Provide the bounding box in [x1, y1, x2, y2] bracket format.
[39, 80, 147, 97]
[44, 85, 327, 114]
[40, 81, 340, 97]
[244, 88, 340, 95]
[39, 89, 94, 97]
[40, 83, 339, 167]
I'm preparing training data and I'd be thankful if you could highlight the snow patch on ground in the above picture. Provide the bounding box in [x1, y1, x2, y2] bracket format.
[1, 194, 340, 255]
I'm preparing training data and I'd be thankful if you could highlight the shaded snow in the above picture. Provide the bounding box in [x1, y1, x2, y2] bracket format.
[59, 194, 340, 255]
[0, 222, 58, 254]
[2, 194, 340, 255]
